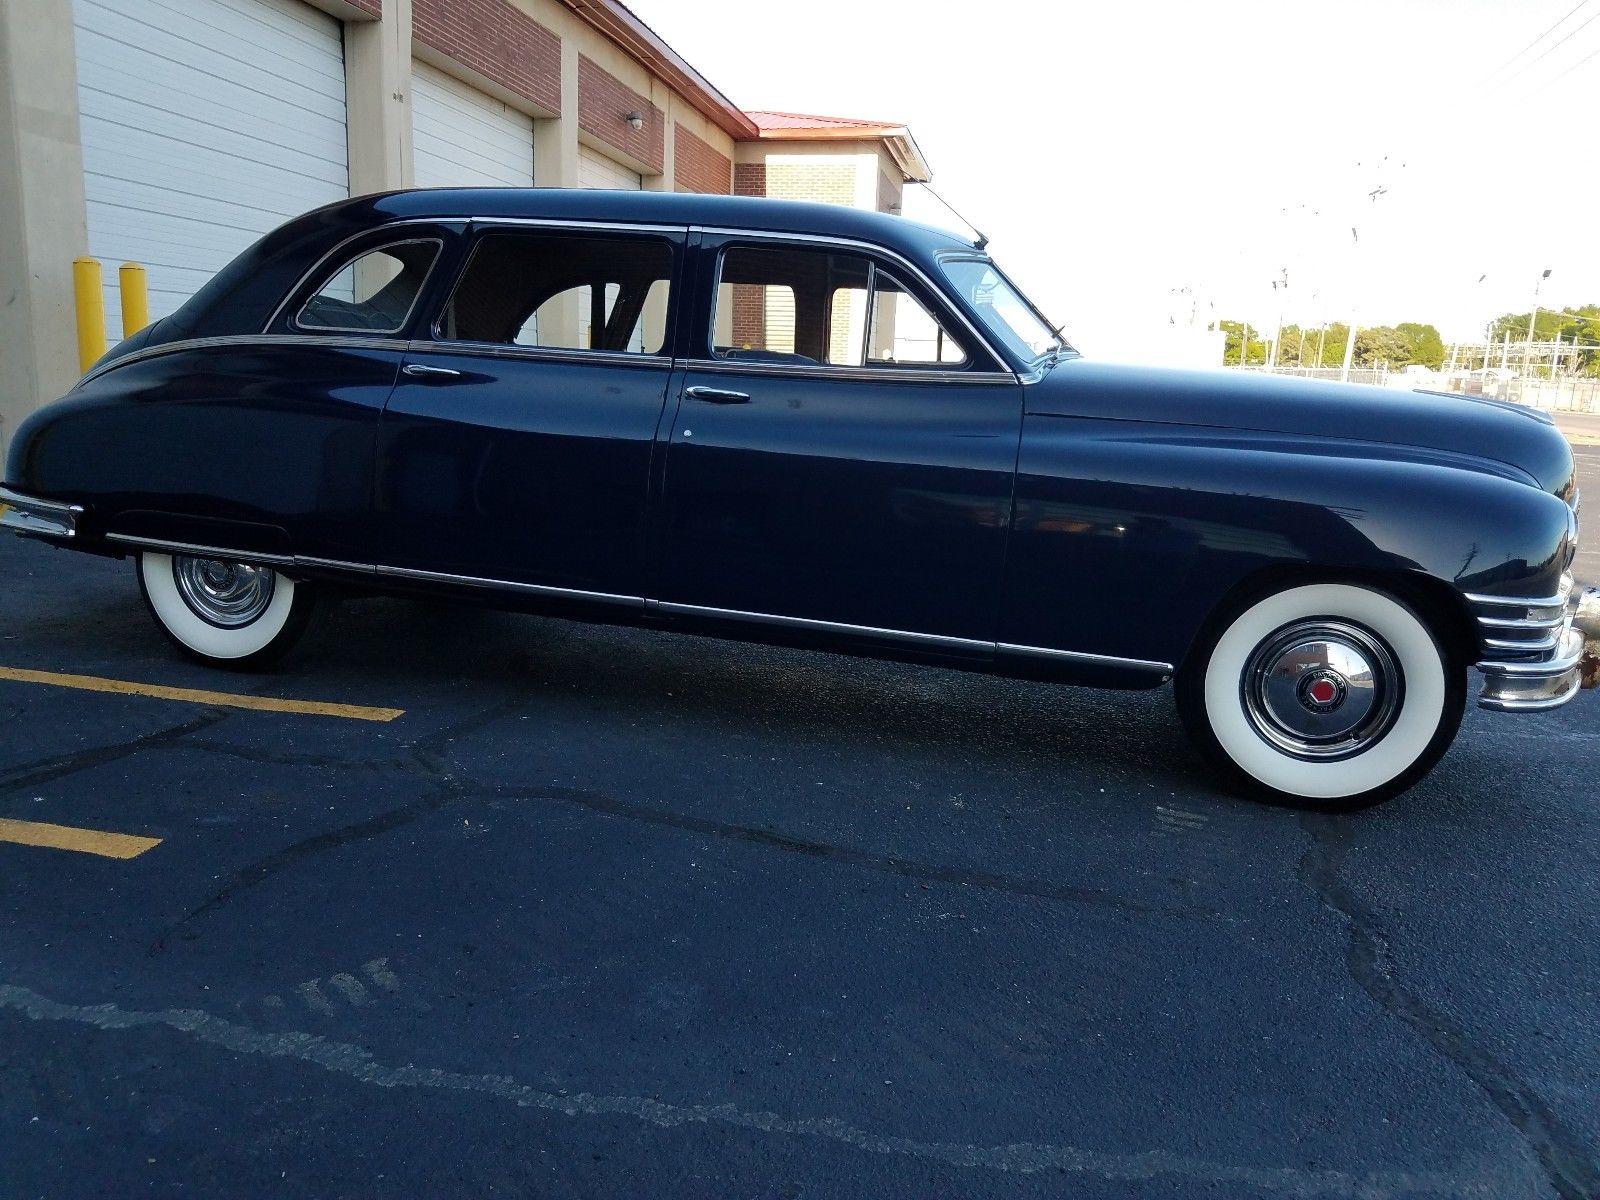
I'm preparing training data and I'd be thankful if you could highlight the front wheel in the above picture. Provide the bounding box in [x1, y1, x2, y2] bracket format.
[1177, 582, 1467, 810]
[137, 551, 319, 669]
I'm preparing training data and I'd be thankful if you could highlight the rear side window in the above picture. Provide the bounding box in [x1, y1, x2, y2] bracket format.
[297, 240, 440, 334]
[438, 231, 674, 355]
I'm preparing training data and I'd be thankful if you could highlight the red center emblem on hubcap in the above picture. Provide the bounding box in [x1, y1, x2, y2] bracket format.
[1307, 679, 1338, 706]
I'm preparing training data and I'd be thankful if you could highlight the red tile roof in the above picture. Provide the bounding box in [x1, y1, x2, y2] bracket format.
[746, 110, 906, 135]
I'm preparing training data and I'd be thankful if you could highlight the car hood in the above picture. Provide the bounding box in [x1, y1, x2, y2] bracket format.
[1029, 359, 1576, 499]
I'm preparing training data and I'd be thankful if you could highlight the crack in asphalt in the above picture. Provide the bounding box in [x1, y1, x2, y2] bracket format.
[1298, 815, 1600, 1200]
[478, 780, 1220, 920]
[148, 696, 529, 954]
[0, 981, 1510, 1197]
[0, 710, 230, 797]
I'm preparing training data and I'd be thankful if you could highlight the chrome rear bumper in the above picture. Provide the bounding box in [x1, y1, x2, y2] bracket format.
[0, 485, 82, 539]
[1471, 575, 1600, 711]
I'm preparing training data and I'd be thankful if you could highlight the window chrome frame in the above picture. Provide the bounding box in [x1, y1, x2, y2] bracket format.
[694, 226, 1015, 380]
[424, 221, 686, 361]
[289, 237, 445, 338]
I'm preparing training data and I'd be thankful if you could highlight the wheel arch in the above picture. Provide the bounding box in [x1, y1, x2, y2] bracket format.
[1175, 563, 1479, 678]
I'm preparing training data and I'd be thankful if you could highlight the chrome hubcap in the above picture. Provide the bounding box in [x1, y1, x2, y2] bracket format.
[1241, 619, 1403, 760]
[171, 555, 275, 627]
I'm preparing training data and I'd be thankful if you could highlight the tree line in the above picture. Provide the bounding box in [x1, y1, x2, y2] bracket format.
[1220, 305, 1600, 374]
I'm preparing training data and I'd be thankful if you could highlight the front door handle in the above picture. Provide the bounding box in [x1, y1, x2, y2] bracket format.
[683, 385, 750, 404]
[402, 363, 463, 381]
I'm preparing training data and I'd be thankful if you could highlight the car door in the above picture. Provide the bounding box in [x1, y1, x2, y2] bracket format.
[94, 230, 453, 565]
[375, 222, 684, 602]
[652, 234, 1023, 648]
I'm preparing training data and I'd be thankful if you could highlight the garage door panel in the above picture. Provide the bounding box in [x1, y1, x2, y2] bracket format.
[77, 0, 346, 103]
[75, 57, 348, 160]
[578, 145, 642, 191]
[74, 31, 346, 148]
[79, 103, 348, 192]
[74, 0, 349, 338]
[412, 61, 533, 190]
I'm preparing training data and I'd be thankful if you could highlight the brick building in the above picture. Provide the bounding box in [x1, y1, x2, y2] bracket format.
[0, 0, 932, 450]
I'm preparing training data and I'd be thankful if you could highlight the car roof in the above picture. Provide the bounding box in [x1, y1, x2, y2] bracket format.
[336, 187, 980, 260]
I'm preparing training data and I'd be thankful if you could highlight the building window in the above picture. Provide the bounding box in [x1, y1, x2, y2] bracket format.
[438, 231, 674, 354]
[297, 240, 441, 334]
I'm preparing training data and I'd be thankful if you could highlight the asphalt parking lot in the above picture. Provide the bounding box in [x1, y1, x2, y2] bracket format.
[2, 486, 1597, 1197]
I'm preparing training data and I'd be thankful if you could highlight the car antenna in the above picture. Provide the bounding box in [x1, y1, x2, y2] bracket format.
[915, 181, 989, 250]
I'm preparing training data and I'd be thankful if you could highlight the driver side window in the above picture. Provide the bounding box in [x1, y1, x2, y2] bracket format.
[712, 243, 966, 369]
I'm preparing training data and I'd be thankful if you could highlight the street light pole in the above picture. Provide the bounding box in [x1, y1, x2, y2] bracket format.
[1522, 268, 1551, 379]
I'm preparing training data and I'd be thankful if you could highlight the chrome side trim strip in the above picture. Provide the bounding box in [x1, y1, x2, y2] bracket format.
[996, 642, 1175, 676]
[373, 563, 644, 609]
[1482, 631, 1564, 653]
[1475, 612, 1567, 630]
[106, 533, 293, 566]
[1476, 628, 1585, 676]
[100, 533, 1175, 675]
[1464, 578, 1573, 610]
[77, 334, 413, 388]
[648, 600, 992, 651]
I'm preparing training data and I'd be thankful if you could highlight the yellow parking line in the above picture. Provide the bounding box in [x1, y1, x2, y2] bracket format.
[0, 666, 404, 723]
[0, 817, 162, 859]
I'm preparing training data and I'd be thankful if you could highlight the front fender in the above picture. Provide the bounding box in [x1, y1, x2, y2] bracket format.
[998, 416, 1575, 670]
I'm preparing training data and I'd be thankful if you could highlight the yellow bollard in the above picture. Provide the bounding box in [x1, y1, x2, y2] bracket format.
[118, 262, 149, 340]
[73, 257, 107, 372]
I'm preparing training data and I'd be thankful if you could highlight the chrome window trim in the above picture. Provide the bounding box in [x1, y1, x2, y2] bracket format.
[680, 357, 1014, 387]
[77, 334, 413, 388]
[97, 534, 1172, 676]
[692, 225, 1013, 373]
[290, 237, 445, 337]
[413, 339, 677, 371]
[426, 223, 682, 356]
[265, 216, 686, 333]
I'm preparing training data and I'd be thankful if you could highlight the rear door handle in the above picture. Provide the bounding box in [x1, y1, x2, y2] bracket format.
[402, 363, 463, 381]
[683, 385, 750, 404]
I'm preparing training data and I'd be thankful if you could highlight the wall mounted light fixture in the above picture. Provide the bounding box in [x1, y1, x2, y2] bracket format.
[625, 111, 645, 131]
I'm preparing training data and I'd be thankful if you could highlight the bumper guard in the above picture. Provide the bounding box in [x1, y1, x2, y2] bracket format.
[1471, 574, 1600, 712]
[0, 485, 82, 540]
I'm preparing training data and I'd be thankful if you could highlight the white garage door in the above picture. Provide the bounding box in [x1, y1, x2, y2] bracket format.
[412, 61, 534, 190]
[578, 145, 642, 191]
[73, 0, 349, 341]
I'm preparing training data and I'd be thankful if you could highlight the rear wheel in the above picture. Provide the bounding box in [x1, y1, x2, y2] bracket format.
[136, 551, 319, 669]
[1177, 582, 1467, 810]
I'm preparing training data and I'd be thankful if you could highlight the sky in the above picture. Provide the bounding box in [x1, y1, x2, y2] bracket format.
[627, 0, 1600, 358]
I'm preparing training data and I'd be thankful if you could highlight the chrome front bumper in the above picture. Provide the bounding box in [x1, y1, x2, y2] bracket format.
[0, 485, 82, 539]
[1471, 574, 1600, 712]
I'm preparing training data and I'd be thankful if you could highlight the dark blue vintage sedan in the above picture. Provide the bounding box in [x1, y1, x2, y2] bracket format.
[3, 189, 1593, 808]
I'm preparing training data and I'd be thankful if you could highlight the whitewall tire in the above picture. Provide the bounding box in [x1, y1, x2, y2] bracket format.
[1177, 582, 1467, 809]
[136, 551, 318, 668]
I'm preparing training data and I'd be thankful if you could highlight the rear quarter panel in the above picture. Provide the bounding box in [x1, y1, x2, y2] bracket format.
[6, 341, 402, 562]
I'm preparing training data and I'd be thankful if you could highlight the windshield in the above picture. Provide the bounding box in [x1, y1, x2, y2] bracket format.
[939, 258, 1067, 364]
